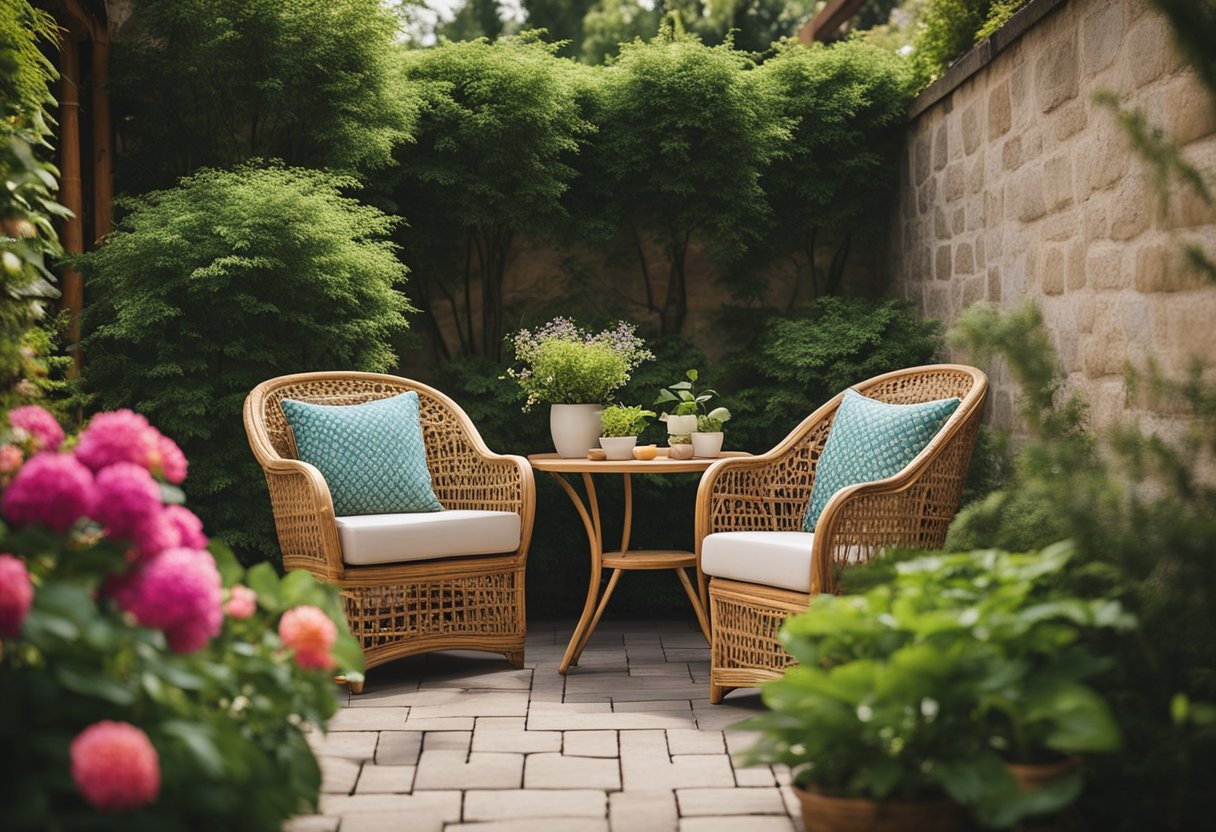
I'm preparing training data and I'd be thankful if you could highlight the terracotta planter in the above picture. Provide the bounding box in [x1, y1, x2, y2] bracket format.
[793, 786, 965, 832]
[550, 404, 602, 458]
[1006, 755, 1080, 792]
[599, 435, 637, 460]
[667, 442, 695, 460]
[691, 431, 724, 458]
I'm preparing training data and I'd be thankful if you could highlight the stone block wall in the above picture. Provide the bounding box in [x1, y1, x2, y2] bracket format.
[890, 0, 1216, 437]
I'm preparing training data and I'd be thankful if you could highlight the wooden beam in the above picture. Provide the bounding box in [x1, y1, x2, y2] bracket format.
[57, 37, 85, 376]
[797, 0, 869, 44]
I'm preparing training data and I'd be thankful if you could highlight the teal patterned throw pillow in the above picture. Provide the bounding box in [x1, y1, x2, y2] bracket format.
[281, 392, 443, 517]
[802, 389, 961, 532]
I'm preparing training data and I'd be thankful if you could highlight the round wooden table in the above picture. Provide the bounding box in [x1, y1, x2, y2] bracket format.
[528, 450, 749, 674]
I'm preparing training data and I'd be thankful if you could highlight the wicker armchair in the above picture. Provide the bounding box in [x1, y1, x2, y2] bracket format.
[243, 372, 535, 690]
[694, 364, 987, 703]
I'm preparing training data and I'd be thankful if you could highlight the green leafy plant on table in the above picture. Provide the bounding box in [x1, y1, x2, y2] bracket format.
[654, 368, 731, 429]
[507, 317, 653, 408]
[0, 405, 362, 831]
[741, 542, 1131, 829]
[600, 404, 655, 438]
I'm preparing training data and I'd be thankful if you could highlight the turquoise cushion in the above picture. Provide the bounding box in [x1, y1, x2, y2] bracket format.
[802, 389, 961, 532]
[281, 392, 443, 517]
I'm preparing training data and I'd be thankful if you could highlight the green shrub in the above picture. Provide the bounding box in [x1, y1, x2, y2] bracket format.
[911, 0, 1030, 85]
[80, 164, 410, 561]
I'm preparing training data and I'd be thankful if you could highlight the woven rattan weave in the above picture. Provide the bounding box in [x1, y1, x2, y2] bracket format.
[694, 364, 987, 703]
[244, 372, 536, 691]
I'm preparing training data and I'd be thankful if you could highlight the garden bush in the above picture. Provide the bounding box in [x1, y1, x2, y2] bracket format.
[0, 404, 361, 830]
[79, 164, 410, 561]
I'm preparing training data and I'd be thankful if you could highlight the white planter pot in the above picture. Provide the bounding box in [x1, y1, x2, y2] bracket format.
[691, 432, 724, 458]
[550, 404, 603, 458]
[599, 436, 638, 460]
[666, 414, 699, 436]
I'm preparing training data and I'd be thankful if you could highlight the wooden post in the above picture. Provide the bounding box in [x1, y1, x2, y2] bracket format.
[58, 38, 85, 377]
[92, 34, 113, 242]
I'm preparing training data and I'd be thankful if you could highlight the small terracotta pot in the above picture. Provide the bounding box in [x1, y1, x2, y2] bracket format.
[667, 443, 694, 460]
[1006, 755, 1080, 792]
[793, 786, 966, 832]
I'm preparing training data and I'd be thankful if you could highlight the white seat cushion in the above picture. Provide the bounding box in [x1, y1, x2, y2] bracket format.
[336, 510, 521, 566]
[701, 531, 815, 593]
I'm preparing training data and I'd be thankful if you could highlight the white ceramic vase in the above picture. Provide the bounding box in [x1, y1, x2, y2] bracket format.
[665, 414, 699, 436]
[550, 404, 603, 458]
[691, 432, 724, 458]
[599, 436, 638, 460]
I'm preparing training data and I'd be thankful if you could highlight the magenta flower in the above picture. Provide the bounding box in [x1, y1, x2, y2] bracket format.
[1, 453, 94, 532]
[279, 605, 337, 670]
[0, 554, 33, 638]
[162, 504, 208, 550]
[151, 433, 188, 484]
[92, 462, 162, 539]
[120, 548, 222, 654]
[224, 585, 257, 620]
[70, 721, 160, 812]
[133, 511, 179, 561]
[74, 410, 159, 473]
[8, 405, 64, 452]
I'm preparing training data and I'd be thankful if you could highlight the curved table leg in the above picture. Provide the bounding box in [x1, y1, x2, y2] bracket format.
[551, 472, 603, 674]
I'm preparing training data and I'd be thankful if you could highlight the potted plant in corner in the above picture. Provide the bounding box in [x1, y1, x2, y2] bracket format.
[599, 404, 655, 460]
[740, 542, 1133, 831]
[655, 369, 730, 459]
[507, 318, 653, 458]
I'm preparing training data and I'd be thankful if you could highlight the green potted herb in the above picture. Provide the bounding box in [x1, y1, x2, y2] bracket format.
[740, 542, 1132, 830]
[599, 404, 655, 460]
[654, 368, 730, 459]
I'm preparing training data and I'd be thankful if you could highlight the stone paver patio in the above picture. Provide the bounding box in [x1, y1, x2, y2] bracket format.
[290, 619, 803, 832]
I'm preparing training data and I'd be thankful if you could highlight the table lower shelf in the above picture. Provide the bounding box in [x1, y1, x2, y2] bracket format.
[601, 549, 696, 570]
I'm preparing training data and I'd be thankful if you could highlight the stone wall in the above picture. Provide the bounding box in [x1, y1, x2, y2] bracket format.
[890, 0, 1216, 437]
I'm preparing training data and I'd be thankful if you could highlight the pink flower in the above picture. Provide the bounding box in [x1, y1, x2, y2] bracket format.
[224, 584, 257, 619]
[8, 405, 64, 451]
[132, 510, 179, 560]
[0, 554, 34, 638]
[120, 548, 222, 654]
[162, 505, 207, 550]
[1, 453, 93, 532]
[74, 410, 159, 473]
[92, 463, 162, 539]
[70, 721, 160, 812]
[279, 605, 337, 670]
[151, 433, 188, 484]
[0, 444, 22, 478]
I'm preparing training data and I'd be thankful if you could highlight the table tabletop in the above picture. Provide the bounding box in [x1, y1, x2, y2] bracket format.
[527, 450, 749, 474]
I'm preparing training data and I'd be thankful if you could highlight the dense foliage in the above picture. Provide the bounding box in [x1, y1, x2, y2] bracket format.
[110, 0, 412, 193]
[910, 0, 1030, 84]
[79, 165, 411, 560]
[0, 406, 362, 830]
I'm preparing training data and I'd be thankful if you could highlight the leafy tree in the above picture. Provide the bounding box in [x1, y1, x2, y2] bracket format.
[745, 39, 913, 305]
[110, 0, 412, 193]
[587, 27, 789, 335]
[79, 165, 410, 560]
[392, 35, 592, 361]
[523, 0, 598, 58]
[439, 0, 507, 41]
[579, 0, 658, 64]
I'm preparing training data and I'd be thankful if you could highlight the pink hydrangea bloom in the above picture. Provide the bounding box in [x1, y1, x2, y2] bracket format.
[92, 463, 162, 539]
[70, 721, 160, 812]
[279, 605, 337, 670]
[8, 405, 64, 452]
[0, 444, 22, 477]
[1, 452, 94, 532]
[0, 554, 34, 638]
[151, 433, 188, 484]
[224, 585, 257, 620]
[120, 548, 222, 654]
[162, 505, 208, 550]
[133, 510, 179, 560]
[74, 410, 159, 473]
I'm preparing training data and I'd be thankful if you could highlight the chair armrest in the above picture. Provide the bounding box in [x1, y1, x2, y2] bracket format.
[259, 457, 346, 581]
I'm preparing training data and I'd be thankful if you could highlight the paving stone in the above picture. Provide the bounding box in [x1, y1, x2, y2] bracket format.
[724, 731, 762, 757]
[354, 764, 416, 794]
[446, 821, 608, 832]
[413, 750, 524, 790]
[319, 790, 461, 818]
[283, 814, 338, 832]
[524, 752, 621, 789]
[678, 819, 796, 832]
[408, 690, 529, 719]
[667, 729, 725, 756]
[659, 633, 710, 648]
[419, 668, 534, 691]
[692, 703, 763, 732]
[779, 785, 803, 830]
[563, 730, 619, 757]
[465, 789, 609, 820]
[318, 756, 361, 794]
[403, 716, 476, 731]
[663, 648, 710, 662]
[423, 731, 472, 752]
[529, 709, 696, 731]
[307, 731, 378, 761]
[734, 764, 776, 787]
[375, 731, 423, 765]
[677, 787, 786, 816]
[347, 684, 427, 708]
[619, 731, 734, 791]
[338, 811, 445, 832]
[473, 727, 562, 754]
[609, 790, 679, 832]
[612, 700, 693, 713]
[327, 707, 409, 731]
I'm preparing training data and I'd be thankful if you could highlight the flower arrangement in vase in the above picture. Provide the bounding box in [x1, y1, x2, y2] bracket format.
[507, 318, 653, 458]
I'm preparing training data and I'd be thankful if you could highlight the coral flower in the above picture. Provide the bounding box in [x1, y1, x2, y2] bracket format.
[0, 443, 23, 479]
[8, 404, 64, 451]
[70, 721, 160, 812]
[224, 585, 257, 619]
[0, 554, 34, 638]
[1, 452, 94, 532]
[279, 605, 337, 670]
[120, 548, 223, 654]
[92, 462, 162, 539]
[74, 410, 159, 473]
